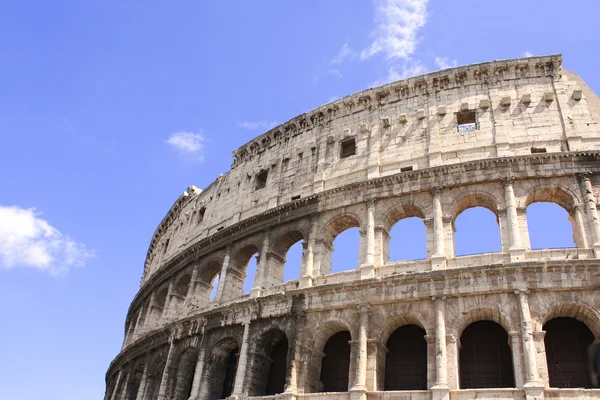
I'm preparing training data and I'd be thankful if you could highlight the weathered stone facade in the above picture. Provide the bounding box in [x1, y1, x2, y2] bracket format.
[105, 55, 600, 400]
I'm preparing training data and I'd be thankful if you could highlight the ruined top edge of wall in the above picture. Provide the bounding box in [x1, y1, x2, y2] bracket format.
[231, 54, 563, 167]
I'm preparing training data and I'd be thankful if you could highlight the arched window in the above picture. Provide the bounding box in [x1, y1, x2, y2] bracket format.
[151, 287, 169, 323]
[197, 261, 221, 305]
[144, 357, 166, 400]
[527, 203, 576, 249]
[331, 228, 360, 274]
[244, 254, 258, 294]
[221, 348, 238, 398]
[248, 330, 289, 396]
[170, 274, 191, 315]
[320, 331, 351, 392]
[389, 217, 426, 261]
[200, 340, 239, 400]
[172, 349, 199, 400]
[209, 273, 219, 301]
[459, 321, 514, 389]
[222, 245, 259, 299]
[125, 366, 144, 400]
[544, 317, 594, 388]
[270, 231, 305, 286]
[384, 325, 427, 390]
[454, 207, 501, 256]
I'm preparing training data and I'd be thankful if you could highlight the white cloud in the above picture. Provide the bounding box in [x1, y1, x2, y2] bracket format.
[0, 205, 94, 275]
[237, 121, 278, 131]
[327, 69, 343, 78]
[360, 0, 429, 61]
[331, 43, 357, 64]
[166, 131, 205, 162]
[521, 51, 534, 58]
[434, 56, 458, 71]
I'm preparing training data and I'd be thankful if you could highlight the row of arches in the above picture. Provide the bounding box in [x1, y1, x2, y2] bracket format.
[112, 316, 598, 400]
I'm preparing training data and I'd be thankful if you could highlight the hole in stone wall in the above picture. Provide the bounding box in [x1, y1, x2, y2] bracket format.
[454, 207, 501, 256]
[530, 147, 547, 154]
[389, 217, 426, 261]
[209, 273, 220, 301]
[526, 202, 575, 249]
[255, 170, 268, 190]
[283, 240, 303, 283]
[197, 207, 206, 224]
[340, 138, 356, 158]
[400, 166, 413, 172]
[456, 110, 477, 132]
[243, 253, 258, 294]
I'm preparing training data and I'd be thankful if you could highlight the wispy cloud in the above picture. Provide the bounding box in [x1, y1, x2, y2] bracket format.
[327, 69, 343, 78]
[0, 205, 94, 275]
[331, 43, 357, 64]
[372, 59, 427, 86]
[360, 0, 429, 61]
[521, 51, 534, 58]
[166, 131, 205, 162]
[237, 121, 278, 130]
[434, 56, 458, 71]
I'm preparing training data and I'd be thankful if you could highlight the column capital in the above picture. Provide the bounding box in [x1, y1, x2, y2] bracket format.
[501, 176, 516, 187]
[365, 198, 377, 207]
[429, 186, 446, 197]
[576, 171, 593, 183]
[357, 303, 371, 314]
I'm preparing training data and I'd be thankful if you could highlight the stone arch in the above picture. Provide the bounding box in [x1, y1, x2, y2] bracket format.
[125, 363, 145, 400]
[199, 337, 240, 400]
[451, 192, 503, 256]
[455, 307, 515, 338]
[377, 310, 431, 345]
[538, 302, 600, 339]
[319, 214, 362, 275]
[144, 354, 167, 400]
[522, 186, 583, 248]
[170, 273, 192, 316]
[265, 229, 306, 287]
[384, 325, 428, 390]
[221, 243, 260, 299]
[196, 258, 222, 305]
[149, 286, 169, 325]
[247, 328, 290, 396]
[383, 203, 428, 262]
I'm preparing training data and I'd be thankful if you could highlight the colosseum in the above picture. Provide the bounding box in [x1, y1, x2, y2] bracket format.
[105, 54, 600, 400]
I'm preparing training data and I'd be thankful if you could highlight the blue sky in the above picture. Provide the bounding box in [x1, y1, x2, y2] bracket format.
[0, 1, 598, 399]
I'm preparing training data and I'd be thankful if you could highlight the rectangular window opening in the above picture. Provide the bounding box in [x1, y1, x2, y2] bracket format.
[340, 138, 356, 159]
[530, 147, 547, 154]
[291, 195, 301, 201]
[457, 110, 477, 132]
[255, 170, 268, 190]
[400, 166, 413, 172]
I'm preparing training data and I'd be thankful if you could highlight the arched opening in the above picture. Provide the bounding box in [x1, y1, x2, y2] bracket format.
[270, 231, 305, 286]
[171, 349, 199, 400]
[544, 317, 595, 388]
[151, 287, 169, 323]
[384, 325, 427, 390]
[321, 216, 361, 275]
[221, 245, 259, 300]
[527, 203, 576, 249]
[248, 329, 289, 396]
[320, 331, 351, 392]
[144, 357, 166, 400]
[330, 228, 360, 274]
[196, 260, 222, 306]
[170, 274, 191, 315]
[389, 218, 426, 262]
[200, 339, 239, 400]
[125, 366, 144, 400]
[454, 207, 501, 256]
[459, 321, 514, 389]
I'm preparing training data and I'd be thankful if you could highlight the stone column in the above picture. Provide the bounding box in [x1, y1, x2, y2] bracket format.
[188, 322, 207, 400]
[284, 313, 306, 394]
[360, 200, 376, 279]
[184, 266, 199, 309]
[157, 338, 177, 400]
[215, 246, 231, 302]
[251, 230, 270, 297]
[133, 304, 146, 339]
[516, 291, 542, 388]
[430, 188, 446, 269]
[144, 292, 156, 329]
[161, 280, 174, 320]
[578, 172, 600, 256]
[300, 215, 318, 288]
[508, 331, 524, 388]
[135, 363, 150, 400]
[351, 305, 370, 392]
[232, 322, 251, 397]
[571, 205, 589, 249]
[432, 297, 449, 400]
[503, 177, 526, 261]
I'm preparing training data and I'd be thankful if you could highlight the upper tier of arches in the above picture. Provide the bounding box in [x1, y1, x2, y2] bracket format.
[141, 55, 600, 282]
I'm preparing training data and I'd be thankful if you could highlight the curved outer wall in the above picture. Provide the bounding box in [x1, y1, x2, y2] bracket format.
[105, 55, 600, 400]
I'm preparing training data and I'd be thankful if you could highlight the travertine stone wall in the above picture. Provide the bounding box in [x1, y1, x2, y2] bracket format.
[106, 55, 600, 400]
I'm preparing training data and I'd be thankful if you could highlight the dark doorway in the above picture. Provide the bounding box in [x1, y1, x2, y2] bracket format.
[320, 331, 351, 392]
[544, 317, 594, 388]
[221, 349, 239, 398]
[459, 321, 515, 388]
[385, 325, 427, 390]
[265, 337, 289, 395]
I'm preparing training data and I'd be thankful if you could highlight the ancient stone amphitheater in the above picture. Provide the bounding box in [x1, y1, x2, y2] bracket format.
[105, 55, 600, 400]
